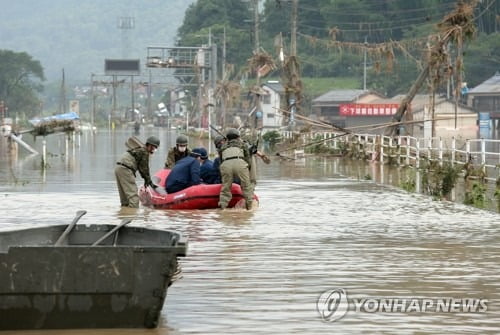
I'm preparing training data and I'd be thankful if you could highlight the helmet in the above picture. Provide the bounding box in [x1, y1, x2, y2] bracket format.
[176, 135, 188, 145]
[214, 135, 225, 147]
[145, 136, 160, 148]
[190, 147, 205, 158]
[225, 128, 240, 140]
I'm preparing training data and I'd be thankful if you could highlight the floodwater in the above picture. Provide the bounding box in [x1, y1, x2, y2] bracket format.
[0, 129, 500, 334]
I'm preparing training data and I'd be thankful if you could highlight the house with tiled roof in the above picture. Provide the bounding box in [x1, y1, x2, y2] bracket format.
[311, 89, 386, 129]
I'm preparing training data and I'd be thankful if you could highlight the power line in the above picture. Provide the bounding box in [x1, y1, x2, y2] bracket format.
[296, 1, 457, 16]
[296, 31, 428, 49]
[297, 19, 440, 34]
[298, 10, 449, 28]
[271, 1, 459, 36]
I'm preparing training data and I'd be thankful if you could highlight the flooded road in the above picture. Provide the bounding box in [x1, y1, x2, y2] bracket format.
[1, 129, 499, 334]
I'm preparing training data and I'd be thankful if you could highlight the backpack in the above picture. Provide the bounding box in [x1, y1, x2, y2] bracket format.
[126, 136, 144, 150]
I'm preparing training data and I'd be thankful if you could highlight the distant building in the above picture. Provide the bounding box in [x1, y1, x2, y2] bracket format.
[260, 81, 285, 130]
[388, 94, 477, 139]
[311, 89, 386, 129]
[467, 71, 500, 122]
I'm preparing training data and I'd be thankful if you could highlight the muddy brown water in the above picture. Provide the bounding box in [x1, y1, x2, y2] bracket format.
[0, 129, 499, 334]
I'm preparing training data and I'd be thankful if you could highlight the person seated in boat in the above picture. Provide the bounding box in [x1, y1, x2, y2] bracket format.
[198, 147, 217, 184]
[115, 136, 160, 208]
[165, 147, 204, 193]
[210, 135, 225, 184]
[164, 135, 190, 169]
[210, 157, 222, 184]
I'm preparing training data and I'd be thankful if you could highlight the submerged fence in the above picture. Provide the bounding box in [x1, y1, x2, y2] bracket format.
[281, 131, 500, 182]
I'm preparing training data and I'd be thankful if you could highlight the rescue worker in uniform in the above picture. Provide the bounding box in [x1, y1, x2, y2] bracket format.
[115, 136, 159, 208]
[217, 128, 253, 210]
[165, 147, 204, 193]
[165, 135, 190, 169]
[212, 135, 241, 185]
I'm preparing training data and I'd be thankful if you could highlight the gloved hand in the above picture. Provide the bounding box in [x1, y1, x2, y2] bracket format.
[145, 181, 157, 189]
[258, 152, 271, 164]
[249, 144, 258, 155]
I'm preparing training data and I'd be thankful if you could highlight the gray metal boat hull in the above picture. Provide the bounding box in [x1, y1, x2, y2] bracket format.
[0, 224, 187, 329]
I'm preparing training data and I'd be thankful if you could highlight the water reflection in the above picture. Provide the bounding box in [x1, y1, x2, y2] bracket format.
[0, 130, 499, 334]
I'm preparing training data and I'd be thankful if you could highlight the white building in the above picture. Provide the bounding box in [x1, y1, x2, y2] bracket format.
[260, 81, 285, 130]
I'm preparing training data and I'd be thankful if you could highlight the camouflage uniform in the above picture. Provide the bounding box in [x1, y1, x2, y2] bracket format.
[218, 139, 253, 209]
[165, 147, 191, 169]
[115, 147, 153, 208]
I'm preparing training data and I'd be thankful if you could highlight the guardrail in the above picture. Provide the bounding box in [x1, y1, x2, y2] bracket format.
[281, 131, 500, 181]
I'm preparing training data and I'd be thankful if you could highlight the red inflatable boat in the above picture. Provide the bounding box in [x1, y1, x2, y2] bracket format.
[139, 169, 259, 210]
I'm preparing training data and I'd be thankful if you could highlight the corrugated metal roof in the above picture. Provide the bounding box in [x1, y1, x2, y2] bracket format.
[468, 72, 500, 94]
[312, 89, 371, 103]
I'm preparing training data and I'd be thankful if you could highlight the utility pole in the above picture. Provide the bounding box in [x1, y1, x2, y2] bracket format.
[363, 36, 367, 90]
[253, 0, 260, 60]
[208, 27, 217, 155]
[291, 0, 297, 57]
[288, 0, 298, 130]
[222, 26, 226, 80]
[220, 25, 227, 127]
[131, 75, 135, 122]
[252, 0, 261, 132]
[148, 70, 152, 120]
[90, 73, 95, 131]
[253, 0, 261, 88]
[112, 75, 118, 121]
[59, 68, 66, 114]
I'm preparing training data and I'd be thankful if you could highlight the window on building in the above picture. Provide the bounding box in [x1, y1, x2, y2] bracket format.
[263, 95, 271, 104]
[267, 113, 275, 118]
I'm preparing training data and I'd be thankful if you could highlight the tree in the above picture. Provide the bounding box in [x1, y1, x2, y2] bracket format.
[176, 0, 255, 81]
[463, 32, 500, 87]
[0, 50, 45, 119]
[178, 0, 250, 38]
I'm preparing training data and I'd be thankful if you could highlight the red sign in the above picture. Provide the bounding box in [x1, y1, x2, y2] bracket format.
[339, 103, 398, 116]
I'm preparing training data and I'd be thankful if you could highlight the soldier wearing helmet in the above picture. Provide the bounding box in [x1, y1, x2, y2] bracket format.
[213, 135, 226, 149]
[217, 128, 253, 210]
[115, 136, 160, 208]
[165, 134, 191, 169]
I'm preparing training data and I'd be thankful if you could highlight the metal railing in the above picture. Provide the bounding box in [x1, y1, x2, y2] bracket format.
[281, 131, 500, 181]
